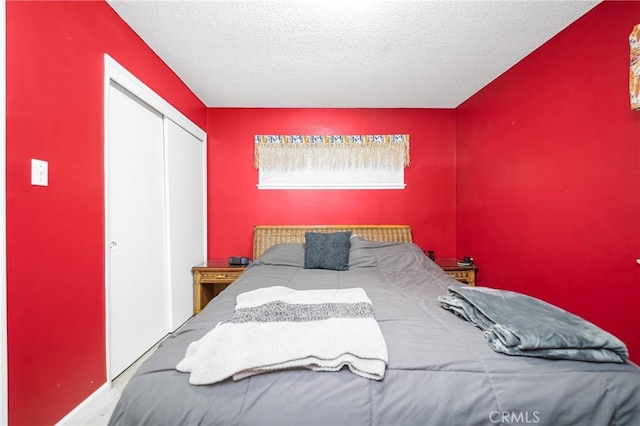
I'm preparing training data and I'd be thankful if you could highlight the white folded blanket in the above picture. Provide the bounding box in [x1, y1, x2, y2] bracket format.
[176, 286, 388, 385]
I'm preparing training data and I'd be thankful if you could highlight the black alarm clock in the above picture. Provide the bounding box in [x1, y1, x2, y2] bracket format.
[228, 256, 250, 266]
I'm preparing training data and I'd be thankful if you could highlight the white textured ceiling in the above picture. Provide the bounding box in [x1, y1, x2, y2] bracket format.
[107, 0, 600, 108]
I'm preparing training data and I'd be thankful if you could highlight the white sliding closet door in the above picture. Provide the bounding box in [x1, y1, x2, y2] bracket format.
[107, 82, 169, 379]
[166, 119, 206, 329]
[104, 55, 207, 382]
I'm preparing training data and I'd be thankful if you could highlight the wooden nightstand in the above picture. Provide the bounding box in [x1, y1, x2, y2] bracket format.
[435, 258, 477, 286]
[192, 260, 246, 314]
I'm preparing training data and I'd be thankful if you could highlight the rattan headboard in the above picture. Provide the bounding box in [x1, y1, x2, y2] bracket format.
[252, 225, 413, 260]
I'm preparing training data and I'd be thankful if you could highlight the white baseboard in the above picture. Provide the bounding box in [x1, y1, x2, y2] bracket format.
[56, 382, 110, 426]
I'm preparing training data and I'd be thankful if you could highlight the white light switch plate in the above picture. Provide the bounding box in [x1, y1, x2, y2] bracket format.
[31, 159, 48, 186]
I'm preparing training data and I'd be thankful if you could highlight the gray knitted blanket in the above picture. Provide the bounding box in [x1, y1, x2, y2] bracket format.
[438, 286, 628, 363]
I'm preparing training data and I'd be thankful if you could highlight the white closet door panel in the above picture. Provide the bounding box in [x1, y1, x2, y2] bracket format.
[166, 119, 206, 329]
[107, 82, 169, 378]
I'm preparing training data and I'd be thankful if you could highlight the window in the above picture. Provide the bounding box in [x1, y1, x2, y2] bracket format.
[255, 134, 409, 190]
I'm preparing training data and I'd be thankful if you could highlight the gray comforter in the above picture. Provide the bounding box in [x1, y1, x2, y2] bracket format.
[109, 240, 640, 426]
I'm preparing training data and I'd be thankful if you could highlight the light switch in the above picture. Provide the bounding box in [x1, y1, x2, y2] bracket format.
[31, 159, 48, 186]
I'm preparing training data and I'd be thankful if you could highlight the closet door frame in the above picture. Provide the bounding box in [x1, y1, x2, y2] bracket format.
[103, 55, 207, 382]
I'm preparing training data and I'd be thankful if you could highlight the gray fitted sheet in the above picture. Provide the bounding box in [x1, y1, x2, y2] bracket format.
[109, 242, 640, 426]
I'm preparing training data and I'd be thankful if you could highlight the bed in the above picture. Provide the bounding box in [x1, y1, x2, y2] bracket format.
[109, 224, 640, 426]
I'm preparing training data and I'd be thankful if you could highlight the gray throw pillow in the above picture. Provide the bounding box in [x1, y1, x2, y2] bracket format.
[304, 231, 351, 271]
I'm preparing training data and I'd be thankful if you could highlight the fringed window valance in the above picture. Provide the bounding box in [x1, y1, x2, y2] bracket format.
[631, 24, 640, 110]
[254, 134, 410, 171]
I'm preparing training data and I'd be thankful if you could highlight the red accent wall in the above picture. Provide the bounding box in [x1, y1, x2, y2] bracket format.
[6, 1, 206, 425]
[207, 108, 456, 259]
[6, 0, 638, 423]
[456, 1, 640, 361]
